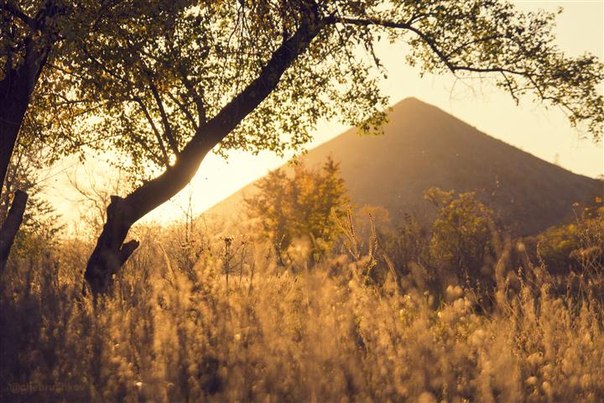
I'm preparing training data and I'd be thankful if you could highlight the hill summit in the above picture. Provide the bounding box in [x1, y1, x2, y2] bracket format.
[206, 98, 602, 235]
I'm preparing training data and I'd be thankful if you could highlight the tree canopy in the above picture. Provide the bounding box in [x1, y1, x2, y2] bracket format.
[9, 1, 603, 180]
[425, 187, 496, 284]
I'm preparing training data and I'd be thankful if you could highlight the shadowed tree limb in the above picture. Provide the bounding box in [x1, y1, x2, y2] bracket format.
[0, 190, 28, 271]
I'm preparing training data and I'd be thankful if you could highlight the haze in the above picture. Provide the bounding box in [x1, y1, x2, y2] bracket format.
[42, 0, 603, 227]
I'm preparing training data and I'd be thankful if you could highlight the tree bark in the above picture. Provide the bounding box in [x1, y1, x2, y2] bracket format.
[83, 196, 140, 295]
[84, 9, 324, 295]
[83, 145, 212, 295]
[0, 190, 28, 271]
[0, 67, 35, 190]
[1, 3, 52, 191]
[0, 45, 49, 275]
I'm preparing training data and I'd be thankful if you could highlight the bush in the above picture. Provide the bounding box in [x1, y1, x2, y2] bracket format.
[245, 157, 349, 267]
[425, 187, 498, 292]
[538, 206, 604, 275]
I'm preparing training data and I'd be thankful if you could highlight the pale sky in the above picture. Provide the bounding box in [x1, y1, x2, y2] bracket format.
[42, 1, 603, 229]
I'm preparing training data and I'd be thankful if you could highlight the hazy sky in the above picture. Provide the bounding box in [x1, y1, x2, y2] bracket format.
[44, 1, 603, 228]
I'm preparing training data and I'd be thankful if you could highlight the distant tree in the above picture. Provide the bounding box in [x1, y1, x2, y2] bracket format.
[4, 1, 603, 294]
[425, 187, 497, 289]
[245, 157, 349, 266]
[381, 212, 429, 280]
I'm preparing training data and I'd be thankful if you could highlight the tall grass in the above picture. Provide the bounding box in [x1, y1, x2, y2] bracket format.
[1, 215, 603, 402]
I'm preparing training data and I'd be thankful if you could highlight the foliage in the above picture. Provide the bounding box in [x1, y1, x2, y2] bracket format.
[334, 189, 500, 298]
[4, 0, 601, 182]
[425, 187, 497, 288]
[380, 212, 430, 283]
[1, 0, 197, 164]
[245, 157, 349, 266]
[19, 1, 389, 181]
[537, 205, 604, 275]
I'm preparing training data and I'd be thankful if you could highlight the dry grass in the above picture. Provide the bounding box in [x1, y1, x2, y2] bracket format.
[1, 217, 603, 402]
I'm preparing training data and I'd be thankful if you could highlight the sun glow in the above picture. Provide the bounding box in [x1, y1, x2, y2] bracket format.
[41, 1, 602, 228]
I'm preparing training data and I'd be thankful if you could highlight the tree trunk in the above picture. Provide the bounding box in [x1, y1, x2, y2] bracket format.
[0, 67, 40, 273]
[1, 1, 69, 189]
[0, 190, 28, 271]
[82, 196, 138, 294]
[1, 32, 49, 185]
[0, 27, 51, 274]
[0, 68, 34, 190]
[84, 144, 214, 295]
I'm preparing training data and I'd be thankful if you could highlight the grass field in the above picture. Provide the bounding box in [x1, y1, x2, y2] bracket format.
[1, 208, 603, 402]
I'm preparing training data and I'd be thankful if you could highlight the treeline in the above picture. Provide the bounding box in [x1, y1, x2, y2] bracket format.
[241, 159, 603, 306]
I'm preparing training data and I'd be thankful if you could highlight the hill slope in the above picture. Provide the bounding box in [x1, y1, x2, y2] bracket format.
[205, 98, 602, 235]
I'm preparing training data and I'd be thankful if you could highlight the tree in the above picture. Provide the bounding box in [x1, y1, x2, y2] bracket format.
[0, 0, 57, 269]
[0, 0, 194, 273]
[0, 0, 196, 185]
[245, 157, 349, 265]
[537, 204, 604, 275]
[3, 1, 604, 294]
[425, 187, 497, 288]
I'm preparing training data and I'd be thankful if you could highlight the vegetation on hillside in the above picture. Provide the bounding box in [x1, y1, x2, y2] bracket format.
[245, 157, 349, 266]
[206, 98, 603, 238]
[1, 162, 602, 402]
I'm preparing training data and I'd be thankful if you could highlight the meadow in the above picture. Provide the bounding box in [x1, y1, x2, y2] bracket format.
[1, 197, 603, 402]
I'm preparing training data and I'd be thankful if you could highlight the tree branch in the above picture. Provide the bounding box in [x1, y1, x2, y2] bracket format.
[177, 67, 207, 126]
[127, 7, 325, 217]
[0, 1, 37, 29]
[330, 16, 528, 77]
[328, 16, 456, 70]
[145, 74, 180, 155]
[166, 91, 199, 131]
[0, 189, 28, 271]
[200, 9, 324, 147]
[134, 97, 171, 168]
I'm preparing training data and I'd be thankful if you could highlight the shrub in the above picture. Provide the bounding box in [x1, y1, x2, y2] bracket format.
[425, 187, 498, 293]
[245, 157, 349, 267]
[538, 205, 604, 275]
